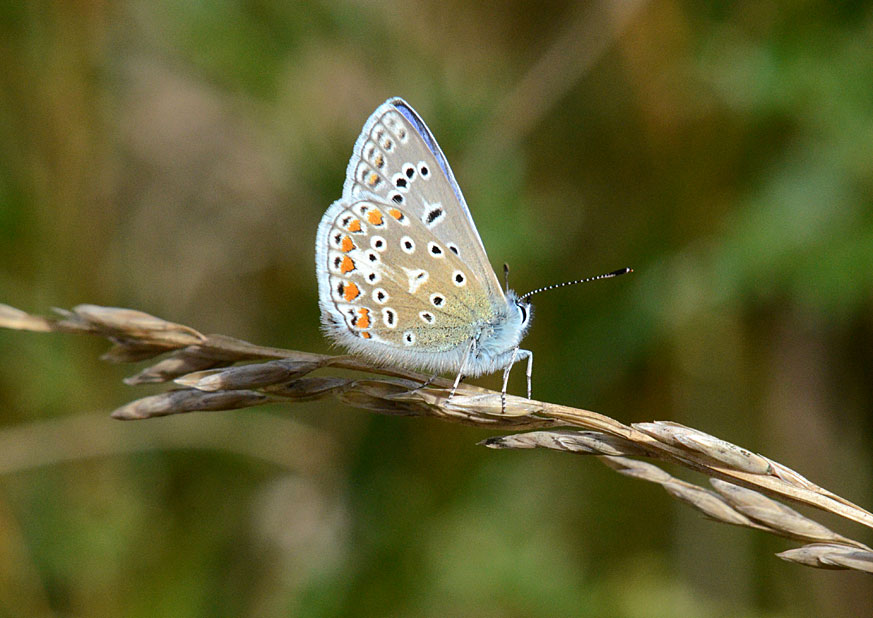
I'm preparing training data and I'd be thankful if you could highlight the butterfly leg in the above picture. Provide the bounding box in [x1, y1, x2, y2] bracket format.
[449, 338, 475, 400]
[500, 347, 520, 413]
[519, 349, 533, 400]
[406, 373, 439, 395]
[499, 348, 533, 412]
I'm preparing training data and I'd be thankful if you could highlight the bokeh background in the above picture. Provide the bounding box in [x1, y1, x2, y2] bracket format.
[2, 1, 873, 615]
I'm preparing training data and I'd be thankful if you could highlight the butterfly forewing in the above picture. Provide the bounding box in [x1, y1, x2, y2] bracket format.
[342, 98, 505, 306]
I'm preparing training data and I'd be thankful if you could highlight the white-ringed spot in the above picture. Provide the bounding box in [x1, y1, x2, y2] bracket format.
[452, 270, 467, 287]
[371, 236, 387, 251]
[388, 191, 404, 205]
[366, 271, 381, 284]
[391, 173, 409, 192]
[364, 249, 380, 264]
[382, 307, 397, 328]
[402, 163, 416, 180]
[447, 242, 460, 256]
[400, 236, 416, 254]
[427, 242, 444, 258]
[419, 311, 435, 324]
[423, 204, 445, 228]
[373, 288, 389, 304]
[403, 331, 416, 346]
[417, 161, 430, 178]
[429, 293, 445, 308]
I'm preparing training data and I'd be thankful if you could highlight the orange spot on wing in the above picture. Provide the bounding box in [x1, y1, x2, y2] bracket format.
[340, 236, 355, 252]
[360, 332, 371, 339]
[367, 173, 379, 186]
[388, 208, 403, 220]
[340, 256, 356, 274]
[347, 218, 362, 233]
[357, 308, 371, 329]
[367, 209, 384, 225]
[343, 282, 360, 302]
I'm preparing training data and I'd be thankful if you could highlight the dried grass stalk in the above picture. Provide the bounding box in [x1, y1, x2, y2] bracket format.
[2, 302, 872, 573]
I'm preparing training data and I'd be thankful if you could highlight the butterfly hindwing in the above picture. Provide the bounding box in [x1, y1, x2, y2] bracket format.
[316, 196, 497, 372]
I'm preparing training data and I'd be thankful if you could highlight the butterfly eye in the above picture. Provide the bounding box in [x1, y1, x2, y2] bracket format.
[517, 302, 529, 325]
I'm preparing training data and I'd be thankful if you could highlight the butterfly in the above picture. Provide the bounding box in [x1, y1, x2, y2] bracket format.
[315, 97, 533, 399]
[315, 97, 629, 401]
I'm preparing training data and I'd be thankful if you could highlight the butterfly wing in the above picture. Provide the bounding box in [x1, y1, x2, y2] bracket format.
[315, 196, 495, 374]
[341, 98, 505, 306]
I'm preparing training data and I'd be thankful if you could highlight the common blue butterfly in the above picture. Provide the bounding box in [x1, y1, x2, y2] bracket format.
[316, 98, 628, 400]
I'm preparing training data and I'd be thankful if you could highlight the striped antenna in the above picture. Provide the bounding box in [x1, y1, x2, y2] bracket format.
[519, 267, 632, 301]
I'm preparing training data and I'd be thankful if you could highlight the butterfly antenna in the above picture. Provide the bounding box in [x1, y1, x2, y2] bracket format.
[503, 263, 511, 294]
[520, 267, 632, 301]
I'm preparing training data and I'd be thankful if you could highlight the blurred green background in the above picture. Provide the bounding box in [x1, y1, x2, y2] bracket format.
[2, 0, 873, 616]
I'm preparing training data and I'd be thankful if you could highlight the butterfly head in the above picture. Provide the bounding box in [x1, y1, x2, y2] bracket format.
[511, 291, 533, 333]
[475, 289, 532, 361]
